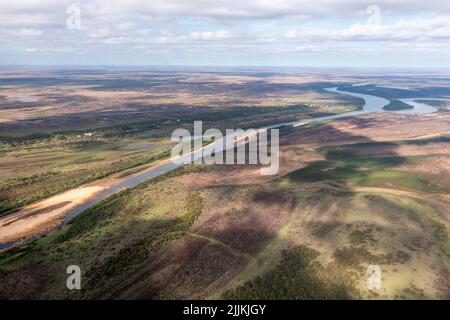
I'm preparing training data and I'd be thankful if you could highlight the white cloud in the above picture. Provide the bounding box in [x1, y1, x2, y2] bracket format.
[13, 28, 43, 36]
[1, 1, 450, 66]
[285, 17, 450, 41]
[1, 0, 450, 28]
[190, 30, 233, 41]
[79, 0, 450, 21]
[116, 22, 135, 31]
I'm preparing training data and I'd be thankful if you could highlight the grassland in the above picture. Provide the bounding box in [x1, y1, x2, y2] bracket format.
[0, 69, 363, 139]
[0, 69, 366, 218]
[0, 69, 449, 300]
[0, 136, 171, 215]
[1, 110, 449, 300]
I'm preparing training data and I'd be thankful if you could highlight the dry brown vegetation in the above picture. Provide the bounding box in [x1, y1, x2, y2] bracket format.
[0, 69, 362, 137]
[0, 69, 449, 300]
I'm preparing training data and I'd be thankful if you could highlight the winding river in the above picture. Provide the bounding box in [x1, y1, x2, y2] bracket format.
[398, 98, 449, 115]
[0, 86, 441, 250]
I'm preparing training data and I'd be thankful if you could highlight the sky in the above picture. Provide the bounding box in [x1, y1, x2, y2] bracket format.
[1, 0, 450, 68]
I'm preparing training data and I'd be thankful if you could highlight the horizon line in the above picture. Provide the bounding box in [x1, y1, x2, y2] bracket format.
[1, 64, 449, 71]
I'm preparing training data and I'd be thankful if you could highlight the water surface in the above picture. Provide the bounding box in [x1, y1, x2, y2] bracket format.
[1, 85, 443, 250]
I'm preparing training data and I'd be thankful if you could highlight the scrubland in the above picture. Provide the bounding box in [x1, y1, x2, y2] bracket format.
[1, 69, 449, 299]
[1, 110, 449, 299]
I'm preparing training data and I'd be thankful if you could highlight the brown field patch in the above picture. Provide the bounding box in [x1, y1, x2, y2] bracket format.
[193, 187, 295, 254]
[129, 236, 247, 299]
[397, 156, 450, 188]
[283, 113, 450, 148]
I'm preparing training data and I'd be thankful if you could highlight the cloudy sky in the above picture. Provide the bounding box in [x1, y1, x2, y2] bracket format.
[1, 0, 450, 67]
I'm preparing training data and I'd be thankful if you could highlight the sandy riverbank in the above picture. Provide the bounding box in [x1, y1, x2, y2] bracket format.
[0, 186, 104, 244]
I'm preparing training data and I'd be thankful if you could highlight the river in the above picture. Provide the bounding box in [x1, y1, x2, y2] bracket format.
[54, 87, 443, 225]
[0, 86, 441, 250]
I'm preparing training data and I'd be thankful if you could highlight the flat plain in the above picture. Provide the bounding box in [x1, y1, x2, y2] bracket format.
[0, 67, 449, 299]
